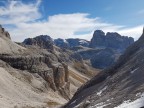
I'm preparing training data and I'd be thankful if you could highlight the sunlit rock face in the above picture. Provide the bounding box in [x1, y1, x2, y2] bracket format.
[0, 25, 11, 40]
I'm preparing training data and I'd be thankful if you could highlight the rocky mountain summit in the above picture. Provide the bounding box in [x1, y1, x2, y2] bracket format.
[64, 28, 144, 108]
[90, 30, 134, 51]
[23, 35, 54, 51]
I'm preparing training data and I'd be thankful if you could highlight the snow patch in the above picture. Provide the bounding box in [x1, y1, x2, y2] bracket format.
[106, 98, 114, 102]
[136, 92, 141, 97]
[90, 102, 111, 108]
[115, 93, 144, 108]
[97, 86, 107, 96]
[79, 40, 88, 44]
[130, 68, 138, 74]
[70, 99, 78, 105]
[63, 39, 68, 43]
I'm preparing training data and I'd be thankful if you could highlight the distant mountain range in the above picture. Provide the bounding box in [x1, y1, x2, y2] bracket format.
[23, 30, 134, 69]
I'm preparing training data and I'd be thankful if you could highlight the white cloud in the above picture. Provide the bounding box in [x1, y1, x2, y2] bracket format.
[118, 26, 143, 40]
[0, 0, 41, 24]
[0, 0, 143, 42]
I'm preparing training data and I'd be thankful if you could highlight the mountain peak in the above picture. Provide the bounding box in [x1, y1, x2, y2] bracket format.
[0, 25, 11, 40]
[0, 25, 25, 54]
[93, 30, 105, 37]
[90, 30, 134, 50]
[23, 35, 54, 51]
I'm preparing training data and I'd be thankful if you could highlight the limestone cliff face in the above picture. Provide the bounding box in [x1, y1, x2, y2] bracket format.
[90, 30, 105, 48]
[89, 30, 134, 51]
[0, 53, 70, 99]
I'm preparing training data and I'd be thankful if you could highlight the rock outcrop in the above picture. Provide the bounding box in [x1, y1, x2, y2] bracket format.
[89, 30, 134, 51]
[23, 35, 54, 51]
[0, 53, 70, 99]
[0, 25, 11, 40]
[0, 25, 25, 54]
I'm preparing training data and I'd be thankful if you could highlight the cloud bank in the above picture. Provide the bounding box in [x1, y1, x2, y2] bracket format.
[0, 0, 143, 42]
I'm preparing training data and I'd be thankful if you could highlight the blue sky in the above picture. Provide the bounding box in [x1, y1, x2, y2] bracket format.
[38, 0, 144, 26]
[0, 0, 144, 41]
